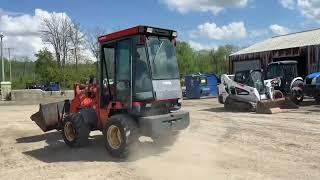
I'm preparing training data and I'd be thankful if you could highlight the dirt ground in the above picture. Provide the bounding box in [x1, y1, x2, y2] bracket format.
[0, 98, 320, 180]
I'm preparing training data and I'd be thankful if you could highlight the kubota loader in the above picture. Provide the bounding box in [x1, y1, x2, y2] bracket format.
[31, 26, 190, 158]
[218, 69, 298, 114]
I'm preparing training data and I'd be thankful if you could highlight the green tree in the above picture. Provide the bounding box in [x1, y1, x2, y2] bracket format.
[35, 48, 61, 83]
[176, 41, 198, 76]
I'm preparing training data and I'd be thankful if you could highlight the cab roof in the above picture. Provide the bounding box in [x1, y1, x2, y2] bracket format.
[98, 25, 177, 44]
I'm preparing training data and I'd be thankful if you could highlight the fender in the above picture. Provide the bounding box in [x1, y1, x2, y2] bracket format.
[290, 77, 303, 90]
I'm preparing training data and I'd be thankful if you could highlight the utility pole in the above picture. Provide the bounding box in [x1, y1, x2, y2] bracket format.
[0, 33, 4, 82]
[9, 48, 11, 81]
[6, 48, 12, 82]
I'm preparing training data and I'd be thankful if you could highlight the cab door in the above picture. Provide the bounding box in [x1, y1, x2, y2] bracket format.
[115, 39, 132, 107]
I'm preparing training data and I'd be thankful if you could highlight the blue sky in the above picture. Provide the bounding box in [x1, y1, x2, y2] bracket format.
[0, 0, 320, 58]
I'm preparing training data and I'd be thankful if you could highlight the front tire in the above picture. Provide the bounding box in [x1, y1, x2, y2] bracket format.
[273, 90, 284, 99]
[62, 113, 90, 147]
[103, 115, 138, 158]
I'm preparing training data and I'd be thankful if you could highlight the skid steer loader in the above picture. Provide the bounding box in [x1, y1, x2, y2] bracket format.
[219, 69, 298, 114]
[30, 26, 190, 158]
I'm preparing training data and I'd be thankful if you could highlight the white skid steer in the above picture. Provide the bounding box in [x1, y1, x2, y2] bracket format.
[218, 69, 298, 114]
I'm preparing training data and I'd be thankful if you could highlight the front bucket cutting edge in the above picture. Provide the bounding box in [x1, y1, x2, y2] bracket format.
[30, 101, 65, 132]
[256, 97, 298, 114]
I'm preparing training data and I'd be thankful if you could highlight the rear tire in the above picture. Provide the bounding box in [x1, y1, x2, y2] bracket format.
[290, 80, 304, 104]
[103, 114, 138, 158]
[224, 97, 233, 110]
[62, 113, 90, 147]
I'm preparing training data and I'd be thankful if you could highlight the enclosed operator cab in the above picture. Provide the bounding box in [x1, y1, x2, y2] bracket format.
[98, 26, 189, 137]
[266, 61, 299, 93]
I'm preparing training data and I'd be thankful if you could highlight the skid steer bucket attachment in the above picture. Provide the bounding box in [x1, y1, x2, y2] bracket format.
[30, 101, 65, 132]
[256, 97, 298, 114]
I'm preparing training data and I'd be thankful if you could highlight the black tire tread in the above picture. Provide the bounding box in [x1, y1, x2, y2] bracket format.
[62, 113, 90, 147]
[290, 80, 304, 104]
[103, 114, 138, 158]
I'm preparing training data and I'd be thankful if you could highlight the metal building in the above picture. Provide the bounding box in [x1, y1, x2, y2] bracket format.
[229, 28, 320, 77]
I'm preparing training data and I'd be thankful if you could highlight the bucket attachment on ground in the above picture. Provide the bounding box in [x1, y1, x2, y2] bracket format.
[30, 101, 65, 132]
[256, 97, 298, 114]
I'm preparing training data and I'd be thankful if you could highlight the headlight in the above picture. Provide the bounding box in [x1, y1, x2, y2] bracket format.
[311, 77, 317, 85]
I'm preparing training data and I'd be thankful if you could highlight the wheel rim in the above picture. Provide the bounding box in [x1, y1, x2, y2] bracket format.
[107, 125, 122, 149]
[64, 121, 76, 142]
[292, 91, 303, 101]
[296, 95, 303, 101]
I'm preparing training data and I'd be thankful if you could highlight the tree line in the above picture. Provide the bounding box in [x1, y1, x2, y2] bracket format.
[1, 42, 237, 89]
[0, 14, 239, 89]
[176, 42, 238, 76]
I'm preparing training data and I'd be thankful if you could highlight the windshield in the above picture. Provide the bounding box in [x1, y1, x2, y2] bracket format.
[147, 37, 179, 80]
[267, 64, 280, 79]
[251, 70, 265, 94]
[267, 64, 297, 79]
[235, 70, 265, 94]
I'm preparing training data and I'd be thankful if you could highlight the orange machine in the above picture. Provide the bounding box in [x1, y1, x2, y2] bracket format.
[31, 26, 190, 158]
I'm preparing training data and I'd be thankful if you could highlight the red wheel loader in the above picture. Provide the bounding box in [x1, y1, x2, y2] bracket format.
[31, 26, 190, 158]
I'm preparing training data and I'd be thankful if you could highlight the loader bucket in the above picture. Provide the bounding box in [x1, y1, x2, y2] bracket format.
[30, 101, 65, 132]
[256, 97, 298, 114]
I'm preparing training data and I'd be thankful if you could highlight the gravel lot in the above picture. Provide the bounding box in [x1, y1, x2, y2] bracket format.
[0, 98, 320, 180]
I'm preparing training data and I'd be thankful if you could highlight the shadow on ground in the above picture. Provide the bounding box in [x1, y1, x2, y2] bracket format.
[299, 100, 320, 107]
[200, 107, 252, 113]
[16, 131, 175, 163]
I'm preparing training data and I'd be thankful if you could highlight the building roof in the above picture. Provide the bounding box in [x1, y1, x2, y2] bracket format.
[231, 28, 320, 56]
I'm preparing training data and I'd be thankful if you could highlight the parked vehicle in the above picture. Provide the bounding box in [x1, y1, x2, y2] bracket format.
[218, 69, 298, 114]
[44, 83, 60, 91]
[26, 83, 45, 90]
[266, 61, 304, 104]
[304, 72, 320, 102]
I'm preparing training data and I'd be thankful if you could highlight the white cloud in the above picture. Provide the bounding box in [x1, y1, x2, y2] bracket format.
[297, 0, 320, 23]
[0, 9, 96, 61]
[191, 21, 247, 40]
[0, 9, 76, 60]
[160, 0, 249, 15]
[279, 0, 320, 23]
[269, 24, 290, 35]
[279, 0, 295, 9]
[188, 40, 217, 51]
